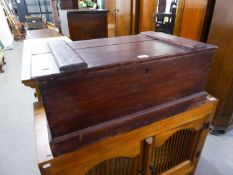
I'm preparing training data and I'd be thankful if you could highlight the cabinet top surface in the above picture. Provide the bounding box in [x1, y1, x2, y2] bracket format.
[22, 32, 216, 82]
[59, 9, 109, 14]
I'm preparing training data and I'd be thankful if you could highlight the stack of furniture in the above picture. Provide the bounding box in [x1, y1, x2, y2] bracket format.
[22, 32, 217, 175]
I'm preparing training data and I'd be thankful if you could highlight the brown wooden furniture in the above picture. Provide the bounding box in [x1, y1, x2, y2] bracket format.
[22, 32, 217, 156]
[35, 96, 218, 175]
[139, 0, 157, 32]
[179, 0, 209, 41]
[139, 0, 212, 41]
[106, 0, 138, 37]
[60, 9, 108, 41]
[59, 0, 78, 9]
[206, 0, 233, 133]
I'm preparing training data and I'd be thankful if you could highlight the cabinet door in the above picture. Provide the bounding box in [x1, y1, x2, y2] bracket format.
[83, 119, 210, 175]
[106, 0, 133, 37]
[139, 0, 157, 32]
[115, 0, 132, 36]
[179, 0, 208, 40]
[143, 119, 210, 175]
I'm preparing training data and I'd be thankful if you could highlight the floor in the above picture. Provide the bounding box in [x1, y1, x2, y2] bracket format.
[0, 41, 233, 175]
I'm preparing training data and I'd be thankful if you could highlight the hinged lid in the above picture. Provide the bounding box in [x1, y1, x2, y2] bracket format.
[23, 32, 217, 81]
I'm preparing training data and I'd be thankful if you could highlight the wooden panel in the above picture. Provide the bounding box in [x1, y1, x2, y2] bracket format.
[60, 0, 78, 9]
[41, 51, 212, 138]
[131, 0, 140, 34]
[139, 0, 157, 32]
[106, 0, 133, 37]
[48, 93, 208, 155]
[48, 40, 87, 72]
[153, 129, 196, 174]
[115, 0, 132, 36]
[207, 0, 233, 131]
[180, 0, 208, 41]
[105, 0, 116, 37]
[85, 157, 139, 175]
[173, 0, 185, 36]
[160, 160, 193, 175]
[67, 10, 108, 41]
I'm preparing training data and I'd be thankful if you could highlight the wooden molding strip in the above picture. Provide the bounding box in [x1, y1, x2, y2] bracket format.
[140, 31, 213, 50]
[48, 40, 87, 72]
[160, 160, 194, 175]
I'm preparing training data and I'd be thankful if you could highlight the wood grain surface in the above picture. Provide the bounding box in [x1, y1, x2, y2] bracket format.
[207, 0, 233, 131]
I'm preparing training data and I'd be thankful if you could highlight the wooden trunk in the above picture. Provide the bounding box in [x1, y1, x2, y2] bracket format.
[22, 32, 216, 155]
[207, 0, 233, 133]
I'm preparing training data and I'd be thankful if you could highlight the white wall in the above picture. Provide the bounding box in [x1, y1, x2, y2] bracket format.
[0, 5, 14, 48]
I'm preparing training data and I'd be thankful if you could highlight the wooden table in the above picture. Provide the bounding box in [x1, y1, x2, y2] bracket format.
[35, 96, 217, 175]
[26, 29, 62, 39]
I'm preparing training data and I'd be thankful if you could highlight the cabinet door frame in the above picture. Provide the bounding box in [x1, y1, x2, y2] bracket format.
[141, 117, 211, 175]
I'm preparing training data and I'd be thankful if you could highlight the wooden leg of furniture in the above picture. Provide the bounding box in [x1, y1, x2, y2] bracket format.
[35, 86, 42, 102]
[0, 64, 4, 73]
[35, 97, 217, 175]
[209, 124, 232, 135]
[3, 57, 6, 65]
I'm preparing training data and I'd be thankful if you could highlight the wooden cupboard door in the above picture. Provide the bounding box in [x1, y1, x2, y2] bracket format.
[106, 0, 132, 37]
[179, 0, 208, 41]
[173, 0, 185, 36]
[207, 0, 233, 128]
[106, 0, 116, 37]
[145, 119, 210, 175]
[115, 0, 132, 36]
[139, 0, 157, 32]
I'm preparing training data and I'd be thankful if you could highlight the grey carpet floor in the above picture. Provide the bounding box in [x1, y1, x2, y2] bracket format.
[0, 41, 232, 175]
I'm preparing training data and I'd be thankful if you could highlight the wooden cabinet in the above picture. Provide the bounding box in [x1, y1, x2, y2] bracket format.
[59, 0, 78, 9]
[60, 9, 108, 41]
[36, 97, 217, 175]
[106, 0, 137, 37]
[207, 0, 233, 133]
